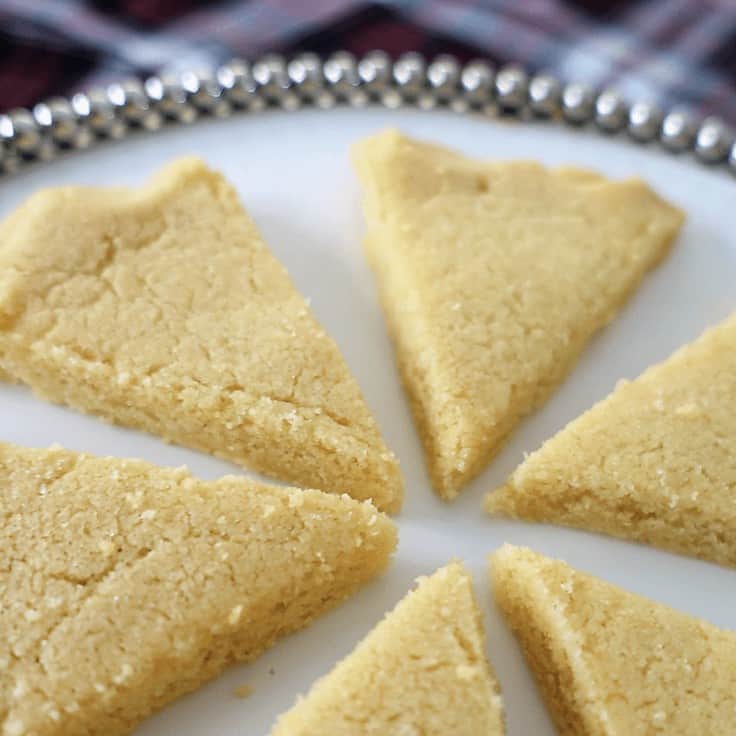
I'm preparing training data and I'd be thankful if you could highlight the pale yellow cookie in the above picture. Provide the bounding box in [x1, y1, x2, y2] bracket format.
[486, 312, 736, 567]
[271, 561, 505, 736]
[491, 545, 736, 735]
[353, 130, 683, 499]
[0, 158, 402, 511]
[0, 441, 396, 736]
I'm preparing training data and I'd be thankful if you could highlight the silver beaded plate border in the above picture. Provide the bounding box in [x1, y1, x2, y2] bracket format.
[1, 51, 735, 178]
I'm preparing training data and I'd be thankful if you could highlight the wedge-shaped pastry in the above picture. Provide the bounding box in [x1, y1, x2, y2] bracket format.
[491, 545, 736, 735]
[486, 313, 736, 567]
[0, 159, 402, 512]
[353, 130, 683, 499]
[0, 441, 396, 736]
[271, 562, 505, 735]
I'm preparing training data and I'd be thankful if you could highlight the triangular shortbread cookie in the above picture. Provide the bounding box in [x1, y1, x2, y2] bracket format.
[0, 441, 396, 735]
[353, 130, 683, 499]
[486, 313, 736, 567]
[271, 561, 505, 735]
[491, 545, 736, 734]
[0, 159, 401, 511]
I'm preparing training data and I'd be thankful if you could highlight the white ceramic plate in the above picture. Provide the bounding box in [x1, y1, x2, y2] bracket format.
[2, 106, 735, 736]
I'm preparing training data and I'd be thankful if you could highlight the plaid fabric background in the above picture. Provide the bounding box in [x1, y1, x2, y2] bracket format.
[0, 0, 734, 124]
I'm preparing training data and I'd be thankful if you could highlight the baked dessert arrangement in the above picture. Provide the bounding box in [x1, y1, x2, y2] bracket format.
[3, 131, 733, 736]
[485, 312, 736, 567]
[353, 130, 684, 499]
[270, 562, 505, 736]
[0, 158, 402, 513]
[0, 441, 396, 736]
[491, 545, 736, 735]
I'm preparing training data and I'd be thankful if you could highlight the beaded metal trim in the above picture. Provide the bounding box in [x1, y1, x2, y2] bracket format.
[1, 51, 735, 178]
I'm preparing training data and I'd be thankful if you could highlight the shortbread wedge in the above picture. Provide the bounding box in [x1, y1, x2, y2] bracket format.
[0, 158, 401, 511]
[353, 130, 683, 499]
[491, 545, 736, 735]
[271, 561, 505, 736]
[486, 312, 736, 567]
[0, 441, 396, 736]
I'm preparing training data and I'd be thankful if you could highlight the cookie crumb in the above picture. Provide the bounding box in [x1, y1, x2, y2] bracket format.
[233, 684, 253, 699]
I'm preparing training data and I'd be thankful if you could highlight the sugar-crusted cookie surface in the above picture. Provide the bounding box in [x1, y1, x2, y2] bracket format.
[491, 545, 736, 735]
[486, 312, 736, 567]
[0, 442, 396, 736]
[353, 130, 683, 499]
[271, 561, 505, 736]
[0, 158, 402, 512]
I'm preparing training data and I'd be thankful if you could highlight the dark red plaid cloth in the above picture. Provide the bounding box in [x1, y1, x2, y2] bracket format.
[1, 0, 735, 124]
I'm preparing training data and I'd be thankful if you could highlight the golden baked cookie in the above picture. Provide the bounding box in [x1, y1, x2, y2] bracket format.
[0, 158, 402, 512]
[0, 441, 396, 736]
[486, 312, 736, 567]
[491, 545, 736, 735]
[353, 129, 683, 499]
[270, 561, 505, 736]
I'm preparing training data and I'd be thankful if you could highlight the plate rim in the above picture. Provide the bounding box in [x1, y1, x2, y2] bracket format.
[1, 51, 734, 181]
